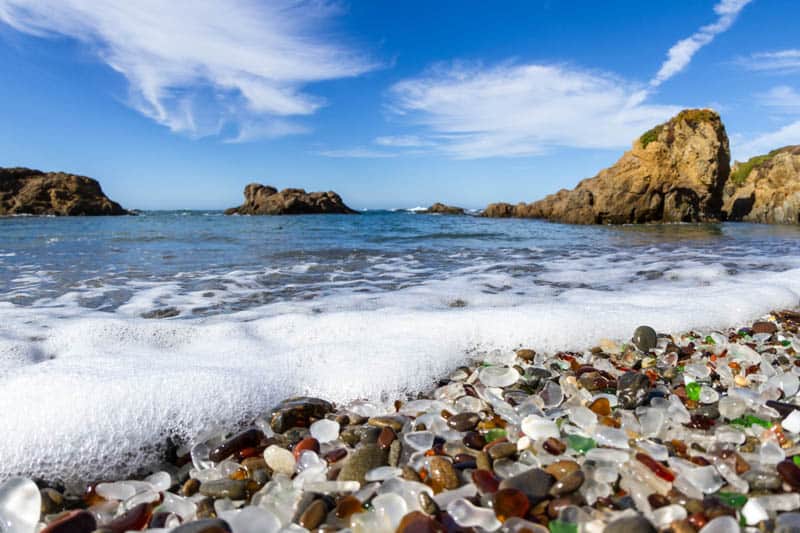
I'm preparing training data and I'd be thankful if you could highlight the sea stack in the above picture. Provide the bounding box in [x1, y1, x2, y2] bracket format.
[482, 109, 731, 224]
[224, 183, 357, 215]
[423, 202, 465, 215]
[723, 145, 800, 223]
[0, 167, 129, 216]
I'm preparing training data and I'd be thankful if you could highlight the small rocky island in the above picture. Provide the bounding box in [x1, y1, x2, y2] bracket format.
[0, 167, 129, 216]
[422, 202, 465, 215]
[482, 109, 736, 224]
[224, 183, 357, 215]
[723, 145, 800, 223]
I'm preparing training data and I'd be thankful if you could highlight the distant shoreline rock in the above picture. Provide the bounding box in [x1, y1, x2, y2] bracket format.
[224, 183, 357, 215]
[422, 202, 465, 215]
[723, 145, 800, 224]
[482, 109, 731, 224]
[0, 167, 129, 216]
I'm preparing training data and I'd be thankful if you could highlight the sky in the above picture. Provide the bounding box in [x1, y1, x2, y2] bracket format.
[0, 0, 798, 210]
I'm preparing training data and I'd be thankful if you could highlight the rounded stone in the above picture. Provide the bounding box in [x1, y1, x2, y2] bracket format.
[337, 443, 389, 484]
[171, 519, 233, 533]
[298, 499, 327, 530]
[632, 326, 658, 352]
[40, 510, 97, 533]
[447, 412, 480, 432]
[493, 488, 530, 522]
[603, 514, 656, 533]
[427, 457, 460, 493]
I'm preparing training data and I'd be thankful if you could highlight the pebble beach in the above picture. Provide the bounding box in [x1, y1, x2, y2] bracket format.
[4, 310, 800, 533]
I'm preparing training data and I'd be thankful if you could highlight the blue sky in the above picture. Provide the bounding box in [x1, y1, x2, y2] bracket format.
[0, 0, 798, 210]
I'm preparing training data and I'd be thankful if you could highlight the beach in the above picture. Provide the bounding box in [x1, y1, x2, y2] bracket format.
[11, 309, 800, 532]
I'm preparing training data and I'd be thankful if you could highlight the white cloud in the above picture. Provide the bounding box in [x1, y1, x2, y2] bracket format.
[0, 0, 375, 140]
[373, 135, 431, 148]
[739, 50, 800, 73]
[316, 148, 398, 158]
[387, 61, 681, 159]
[735, 121, 800, 159]
[650, 0, 752, 87]
[757, 86, 800, 113]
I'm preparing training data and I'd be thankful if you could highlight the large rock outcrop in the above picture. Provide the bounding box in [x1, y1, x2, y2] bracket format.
[482, 109, 731, 224]
[224, 183, 357, 215]
[722, 145, 800, 223]
[423, 202, 465, 215]
[0, 167, 129, 216]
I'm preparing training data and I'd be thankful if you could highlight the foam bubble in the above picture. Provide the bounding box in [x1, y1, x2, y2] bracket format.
[0, 265, 799, 482]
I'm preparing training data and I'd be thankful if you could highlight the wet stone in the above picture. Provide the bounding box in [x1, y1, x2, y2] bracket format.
[499, 468, 554, 502]
[777, 459, 800, 489]
[377, 426, 397, 448]
[428, 457, 460, 493]
[40, 488, 65, 515]
[463, 431, 486, 450]
[493, 488, 530, 522]
[603, 514, 657, 533]
[337, 443, 389, 484]
[543, 437, 566, 455]
[488, 442, 517, 460]
[298, 499, 327, 530]
[753, 321, 778, 335]
[171, 518, 233, 533]
[397, 510, 441, 533]
[292, 437, 320, 460]
[472, 469, 500, 494]
[617, 371, 651, 409]
[269, 397, 333, 433]
[335, 494, 363, 519]
[41, 510, 97, 533]
[588, 397, 612, 416]
[632, 326, 658, 352]
[418, 492, 440, 515]
[447, 412, 480, 432]
[208, 429, 263, 463]
[549, 469, 584, 497]
[199, 479, 248, 500]
[105, 502, 153, 533]
[544, 460, 581, 481]
[367, 415, 407, 432]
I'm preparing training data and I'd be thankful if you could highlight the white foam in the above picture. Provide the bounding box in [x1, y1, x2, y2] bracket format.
[1, 264, 800, 482]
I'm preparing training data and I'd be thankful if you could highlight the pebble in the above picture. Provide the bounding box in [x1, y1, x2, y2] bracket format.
[171, 519, 233, 533]
[40, 510, 97, 533]
[199, 479, 248, 500]
[447, 412, 480, 431]
[427, 456, 459, 493]
[269, 397, 333, 433]
[603, 514, 657, 533]
[337, 443, 388, 484]
[499, 468, 554, 502]
[0, 477, 41, 533]
[617, 371, 651, 409]
[298, 499, 326, 530]
[309, 419, 340, 443]
[492, 488, 530, 521]
[263, 444, 296, 475]
[208, 429, 263, 462]
[632, 325, 658, 352]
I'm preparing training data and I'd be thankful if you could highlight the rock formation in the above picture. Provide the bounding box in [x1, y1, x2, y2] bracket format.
[423, 202, 465, 215]
[722, 145, 800, 223]
[0, 167, 129, 216]
[482, 109, 731, 224]
[224, 183, 357, 215]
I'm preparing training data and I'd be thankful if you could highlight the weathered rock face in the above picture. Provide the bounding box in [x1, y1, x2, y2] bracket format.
[224, 183, 357, 215]
[423, 202, 465, 215]
[483, 109, 731, 224]
[722, 145, 800, 223]
[0, 167, 129, 216]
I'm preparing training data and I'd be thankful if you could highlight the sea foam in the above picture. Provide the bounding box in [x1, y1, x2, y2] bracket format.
[1, 264, 800, 482]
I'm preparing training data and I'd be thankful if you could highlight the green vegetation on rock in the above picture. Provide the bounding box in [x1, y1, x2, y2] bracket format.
[730, 149, 781, 185]
[639, 124, 664, 148]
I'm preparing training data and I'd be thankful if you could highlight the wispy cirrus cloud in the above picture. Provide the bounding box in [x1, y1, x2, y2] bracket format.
[0, 0, 376, 141]
[650, 0, 752, 87]
[386, 61, 680, 159]
[316, 147, 398, 159]
[738, 49, 800, 73]
[757, 85, 800, 113]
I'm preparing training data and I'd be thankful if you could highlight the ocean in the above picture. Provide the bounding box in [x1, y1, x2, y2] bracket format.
[2, 211, 800, 481]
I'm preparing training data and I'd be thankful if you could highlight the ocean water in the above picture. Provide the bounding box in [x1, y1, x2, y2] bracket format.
[2, 210, 800, 481]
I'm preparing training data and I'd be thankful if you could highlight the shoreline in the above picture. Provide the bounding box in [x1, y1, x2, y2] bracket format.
[7, 311, 800, 532]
